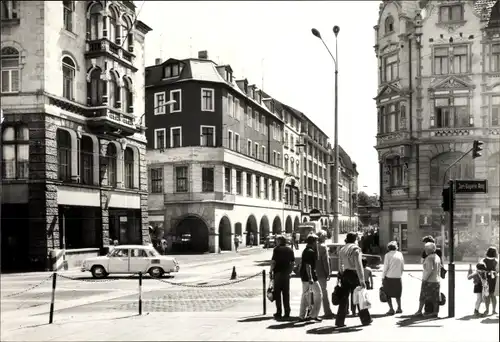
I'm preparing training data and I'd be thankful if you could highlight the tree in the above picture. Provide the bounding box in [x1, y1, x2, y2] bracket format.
[357, 191, 378, 207]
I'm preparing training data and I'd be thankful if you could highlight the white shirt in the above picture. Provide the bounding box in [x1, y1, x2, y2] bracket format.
[383, 250, 405, 279]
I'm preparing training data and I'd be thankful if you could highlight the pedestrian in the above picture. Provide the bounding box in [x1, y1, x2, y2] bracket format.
[382, 241, 404, 315]
[481, 246, 498, 315]
[234, 235, 240, 252]
[295, 231, 300, 250]
[362, 258, 374, 290]
[468, 262, 489, 316]
[298, 234, 322, 322]
[316, 230, 334, 319]
[335, 232, 371, 328]
[270, 235, 295, 320]
[249, 232, 254, 247]
[414, 242, 441, 317]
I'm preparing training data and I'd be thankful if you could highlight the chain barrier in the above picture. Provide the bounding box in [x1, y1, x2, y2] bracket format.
[154, 271, 262, 288]
[2, 274, 54, 298]
[56, 273, 139, 283]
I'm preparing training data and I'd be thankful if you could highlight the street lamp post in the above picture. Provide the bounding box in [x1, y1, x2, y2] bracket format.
[136, 100, 177, 127]
[312, 26, 340, 242]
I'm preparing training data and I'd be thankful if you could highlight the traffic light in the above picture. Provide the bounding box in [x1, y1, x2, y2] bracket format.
[472, 140, 484, 159]
[441, 188, 450, 212]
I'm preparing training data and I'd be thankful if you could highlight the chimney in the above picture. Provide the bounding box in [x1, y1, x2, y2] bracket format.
[155, 58, 162, 65]
[198, 50, 208, 59]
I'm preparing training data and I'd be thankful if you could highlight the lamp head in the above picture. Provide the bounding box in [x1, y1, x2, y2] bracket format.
[333, 25, 340, 36]
[311, 28, 321, 39]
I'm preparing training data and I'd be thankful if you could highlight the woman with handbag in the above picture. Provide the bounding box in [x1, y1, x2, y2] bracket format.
[414, 242, 441, 317]
[382, 241, 404, 315]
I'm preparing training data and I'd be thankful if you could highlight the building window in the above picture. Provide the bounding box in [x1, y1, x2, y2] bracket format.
[88, 68, 105, 106]
[452, 45, 468, 74]
[492, 44, 500, 72]
[256, 175, 261, 198]
[234, 133, 240, 152]
[273, 151, 277, 166]
[170, 127, 182, 148]
[154, 92, 166, 115]
[385, 16, 394, 34]
[122, 77, 133, 113]
[434, 47, 449, 75]
[227, 94, 234, 117]
[264, 178, 269, 199]
[1, 125, 29, 179]
[108, 6, 119, 43]
[227, 130, 233, 149]
[380, 103, 399, 133]
[439, 4, 463, 23]
[388, 157, 403, 187]
[202, 167, 214, 192]
[201, 88, 214, 111]
[247, 139, 252, 156]
[124, 148, 134, 189]
[175, 166, 188, 192]
[62, 56, 76, 100]
[246, 106, 252, 127]
[491, 95, 500, 126]
[200, 125, 215, 147]
[63, 0, 74, 32]
[80, 136, 93, 185]
[246, 173, 252, 197]
[261, 145, 266, 162]
[57, 129, 72, 182]
[170, 89, 182, 112]
[89, 2, 102, 40]
[254, 143, 259, 159]
[1, 47, 20, 93]
[384, 54, 398, 82]
[252, 111, 257, 131]
[154, 128, 166, 149]
[434, 97, 469, 128]
[236, 170, 242, 195]
[107, 143, 117, 187]
[164, 64, 180, 78]
[108, 71, 121, 108]
[224, 167, 231, 193]
[1, 1, 19, 20]
[150, 168, 163, 193]
[234, 98, 241, 120]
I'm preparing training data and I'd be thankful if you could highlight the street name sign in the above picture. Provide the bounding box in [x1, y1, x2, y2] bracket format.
[454, 180, 488, 194]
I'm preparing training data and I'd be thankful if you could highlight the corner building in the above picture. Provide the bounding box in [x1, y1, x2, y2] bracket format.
[1, 1, 151, 271]
[374, 0, 500, 254]
[145, 52, 299, 253]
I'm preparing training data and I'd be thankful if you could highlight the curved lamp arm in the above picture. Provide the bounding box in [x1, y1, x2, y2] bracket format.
[136, 99, 177, 126]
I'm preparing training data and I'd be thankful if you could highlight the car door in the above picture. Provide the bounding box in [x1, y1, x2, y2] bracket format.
[129, 248, 150, 273]
[108, 248, 130, 273]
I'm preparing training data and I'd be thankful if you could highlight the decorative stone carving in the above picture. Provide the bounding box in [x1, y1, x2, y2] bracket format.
[432, 129, 471, 137]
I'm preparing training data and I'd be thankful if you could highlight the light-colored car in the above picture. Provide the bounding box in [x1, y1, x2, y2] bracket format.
[81, 245, 180, 278]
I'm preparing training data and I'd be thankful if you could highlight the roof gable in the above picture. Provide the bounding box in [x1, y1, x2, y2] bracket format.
[429, 75, 475, 91]
[375, 83, 401, 100]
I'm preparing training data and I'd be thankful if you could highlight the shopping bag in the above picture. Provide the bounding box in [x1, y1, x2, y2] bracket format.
[267, 284, 275, 302]
[331, 283, 346, 306]
[379, 287, 388, 303]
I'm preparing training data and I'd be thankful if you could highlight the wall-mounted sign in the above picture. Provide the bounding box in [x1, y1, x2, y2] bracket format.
[455, 180, 488, 194]
[309, 209, 322, 221]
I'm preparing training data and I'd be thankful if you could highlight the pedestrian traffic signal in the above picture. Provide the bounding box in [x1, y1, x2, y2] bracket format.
[472, 140, 484, 159]
[441, 188, 450, 212]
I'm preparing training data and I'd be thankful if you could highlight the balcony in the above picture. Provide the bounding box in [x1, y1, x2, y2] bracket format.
[376, 131, 411, 146]
[86, 107, 138, 137]
[386, 186, 409, 197]
[85, 39, 137, 72]
[164, 192, 235, 204]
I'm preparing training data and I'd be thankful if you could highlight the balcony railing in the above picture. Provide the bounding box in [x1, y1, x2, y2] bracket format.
[164, 191, 236, 204]
[85, 38, 135, 67]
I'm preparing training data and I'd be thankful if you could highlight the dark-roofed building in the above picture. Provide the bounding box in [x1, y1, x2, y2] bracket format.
[145, 51, 294, 253]
[1, 1, 152, 272]
[374, 0, 500, 255]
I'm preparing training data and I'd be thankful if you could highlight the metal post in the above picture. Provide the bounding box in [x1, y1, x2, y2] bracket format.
[262, 270, 267, 315]
[49, 272, 57, 324]
[62, 209, 68, 270]
[332, 43, 339, 243]
[440, 214, 446, 262]
[447, 180, 455, 318]
[138, 271, 143, 315]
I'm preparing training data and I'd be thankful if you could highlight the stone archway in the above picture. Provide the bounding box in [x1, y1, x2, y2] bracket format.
[285, 216, 293, 234]
[259, 216, 270, 243]
[174, 215, 209, 253]
[246, 215, 258, 246]
[272, 216, 282, 235]
[294, 217, 300, 232]
[218, 216, 232, 251]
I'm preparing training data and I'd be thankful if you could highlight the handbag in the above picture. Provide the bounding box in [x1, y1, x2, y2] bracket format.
[267, 283, 275, 302]
[379, 287, 388, 303]
[440, 266, 447, 279]
[439, 292, 446, 306]
[331, 278, 346, 306]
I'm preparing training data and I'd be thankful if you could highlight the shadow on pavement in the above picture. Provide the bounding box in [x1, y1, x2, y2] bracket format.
[396, 315, 444, 327]
[307, 324, 363, 334]
[267, 320, 315, 329]
[458, 314, 483, 321]
[481, 317, 499, 324]
[254, 260, 272, 267]
[12, 314, 140, 331]
[369, 313, 389, 319]
[238, 315, 274, 323]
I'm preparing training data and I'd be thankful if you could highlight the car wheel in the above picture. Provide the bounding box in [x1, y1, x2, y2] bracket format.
[91, 265, 107, 279]
[148, 266, 164, 278]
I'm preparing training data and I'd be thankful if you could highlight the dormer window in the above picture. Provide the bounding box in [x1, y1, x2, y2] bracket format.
[439, 4, 464, 23]
[384, 16, 394, 34]
[225, 69, 232, 83]
[164, 64, 180, 78]
[270, 101, 275, 113]
[249, 87, 254, 98]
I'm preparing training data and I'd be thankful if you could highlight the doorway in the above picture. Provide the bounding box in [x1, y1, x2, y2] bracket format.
[391, 223, 408, 252]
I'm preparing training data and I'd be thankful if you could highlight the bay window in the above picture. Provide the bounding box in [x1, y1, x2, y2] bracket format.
[492, 44, 500, 72]
[492, 95, 500, 126]
[388, 156, 403, 187]
[433, 97, 469, 128]
[384, 54, 398, 82]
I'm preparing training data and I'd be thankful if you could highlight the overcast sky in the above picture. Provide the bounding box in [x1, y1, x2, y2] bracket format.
[137, 1, 380, 195]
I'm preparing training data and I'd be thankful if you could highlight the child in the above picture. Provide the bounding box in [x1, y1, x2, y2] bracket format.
[468, 262, 489, 316]
[363, 258, 374, 290]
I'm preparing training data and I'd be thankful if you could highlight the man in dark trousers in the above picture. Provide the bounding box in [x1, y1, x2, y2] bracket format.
[270, 235, 295, 320]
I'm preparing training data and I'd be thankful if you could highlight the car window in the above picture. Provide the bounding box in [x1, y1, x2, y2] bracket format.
[130, 249, 148, 257]
[147, 249, 159, 257]
[111, 249, 129, 257]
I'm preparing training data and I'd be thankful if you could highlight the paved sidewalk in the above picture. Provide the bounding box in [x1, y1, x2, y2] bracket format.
[2, 271, 498, 341]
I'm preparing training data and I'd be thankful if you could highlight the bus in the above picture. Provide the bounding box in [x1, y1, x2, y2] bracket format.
[296, 221, 322, 242]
